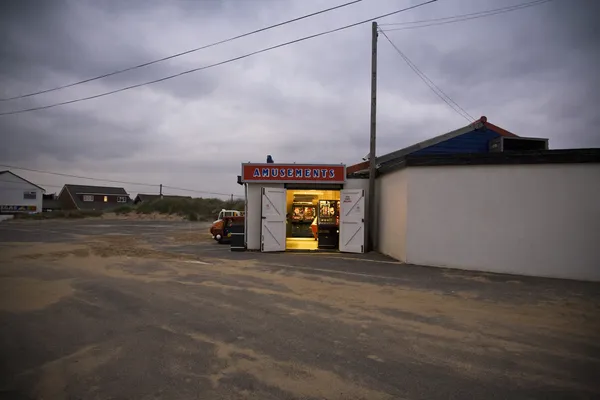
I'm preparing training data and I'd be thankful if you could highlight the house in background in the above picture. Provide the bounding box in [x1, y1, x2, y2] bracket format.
[59, 184, 131, 211]
[42, 193, 62, 212]
[0, 170, 44, 213]
[133, 194, 192, 205]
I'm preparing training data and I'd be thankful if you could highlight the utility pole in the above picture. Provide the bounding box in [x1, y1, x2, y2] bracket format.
[159, 184, 163, 199]
[367, 21, 378, 252]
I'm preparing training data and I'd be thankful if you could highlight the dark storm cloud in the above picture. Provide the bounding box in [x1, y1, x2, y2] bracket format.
[0, 108, 163, 162]
[0, 0, 223, 102]
[1, 0, 599, 196]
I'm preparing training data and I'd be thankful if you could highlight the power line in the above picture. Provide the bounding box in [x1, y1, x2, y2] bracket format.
[0, 164, 159, 187]
[379, 0, 553, 31]
[0, 0, 364, 102]
[0, 181, 243, 198]
[378, 29, 475, 122]
[379, 28, 473, 121]
[379, 0, 551, 26]
[0, 0, 438, 116]
[162, 185, 243, 198]
[0, 164, 244, 198]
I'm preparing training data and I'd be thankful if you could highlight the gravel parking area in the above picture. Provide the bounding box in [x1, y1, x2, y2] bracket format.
[0, 219, 598, 399]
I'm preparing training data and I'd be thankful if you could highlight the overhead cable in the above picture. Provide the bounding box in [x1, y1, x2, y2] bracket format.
[0, 0, 364, 102]
[0, 164, 242, 198]
[379, 0, 553, 31]
[0, 0, 438, 116]
[379, 29, 475, 122]
[0, 164, 159, 187]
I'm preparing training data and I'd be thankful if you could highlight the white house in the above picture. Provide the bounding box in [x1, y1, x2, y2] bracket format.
[0, 170, 45, 214]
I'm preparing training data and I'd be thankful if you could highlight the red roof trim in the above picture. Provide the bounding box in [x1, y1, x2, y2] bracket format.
[346, 160, 370, 175]
[474, 116, 518, 137]
[485, 121, 518, 137]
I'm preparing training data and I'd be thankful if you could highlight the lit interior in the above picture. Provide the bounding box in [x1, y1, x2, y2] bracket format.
[285, 190, 340, 251]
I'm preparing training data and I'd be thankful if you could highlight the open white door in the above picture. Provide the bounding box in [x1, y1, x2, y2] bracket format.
[339, 189, 365, 253]
[261, 187, 286, 252]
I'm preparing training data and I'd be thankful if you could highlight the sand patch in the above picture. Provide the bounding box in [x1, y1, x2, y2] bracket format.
[443, 273, 493, 283]
[168, 258, 600, 376]
[29, 344, 121, 400]
[168, 230, 214, 244]
[162, 326, 391, 400]
[0, 277, 74, 312]
[3, 234, 598, 393]
[0, 242, 89, 261]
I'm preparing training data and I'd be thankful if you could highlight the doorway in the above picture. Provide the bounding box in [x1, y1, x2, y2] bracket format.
[259, 187, 365, 253]
[286, 189, 340, 251]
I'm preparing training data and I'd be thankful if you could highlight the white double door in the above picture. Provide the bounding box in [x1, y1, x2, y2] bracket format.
[260, 187, 287, 252]
[261, 188, 365, 253]
[339, 189, 366, 253]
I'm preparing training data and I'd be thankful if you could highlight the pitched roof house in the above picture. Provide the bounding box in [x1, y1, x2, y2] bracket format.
[133, 194, 192, 204]
[0, 170, 45, 213]
[58, 184, 130, 211]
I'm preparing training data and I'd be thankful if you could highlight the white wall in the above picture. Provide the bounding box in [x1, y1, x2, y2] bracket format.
[245, 183, 284, 250]
[404, 164, 600, 281]
[0, 173, 44, 213]
[377, 169, 408, 261]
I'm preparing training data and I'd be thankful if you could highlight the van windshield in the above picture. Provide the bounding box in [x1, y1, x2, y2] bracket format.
[218, 210, 239, 220]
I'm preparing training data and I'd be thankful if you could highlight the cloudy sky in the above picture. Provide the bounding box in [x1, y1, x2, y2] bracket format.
[1, 0, 598, 198]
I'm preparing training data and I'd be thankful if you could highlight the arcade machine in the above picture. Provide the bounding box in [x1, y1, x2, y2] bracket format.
[291, 201, 315, 238]
[317, 199, 340, 249]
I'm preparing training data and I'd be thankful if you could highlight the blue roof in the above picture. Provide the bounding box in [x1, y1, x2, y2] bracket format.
[347, 117, 521, 175]
[412, 127, 501, 156]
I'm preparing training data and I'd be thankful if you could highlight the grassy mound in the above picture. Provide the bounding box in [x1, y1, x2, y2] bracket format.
[113, 205, 134, 215]
[135, 197, 244, 221]
[11, 197, 243, 221]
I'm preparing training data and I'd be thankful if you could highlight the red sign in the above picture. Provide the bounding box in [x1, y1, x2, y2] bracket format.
[241, 164, 346, 183]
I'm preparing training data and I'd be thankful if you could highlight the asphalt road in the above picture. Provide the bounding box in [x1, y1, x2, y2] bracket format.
[0, 219, 599, 399]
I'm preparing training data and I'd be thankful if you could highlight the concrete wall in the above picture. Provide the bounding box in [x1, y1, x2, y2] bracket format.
[0, 173, 43, 213]
[404, 163, 600, 281]
[245, 183, 284, 250]
[377, 169, 408, 261]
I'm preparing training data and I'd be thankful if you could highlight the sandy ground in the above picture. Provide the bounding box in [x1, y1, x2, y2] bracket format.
[0, 220, 598, 399]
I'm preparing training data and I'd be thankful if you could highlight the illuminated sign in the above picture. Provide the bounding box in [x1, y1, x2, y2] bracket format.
[241, 164, 346, 183]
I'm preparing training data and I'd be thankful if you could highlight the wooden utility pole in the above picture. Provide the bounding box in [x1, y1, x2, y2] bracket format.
[367, 21, 378, 252]
[159, 184, 163, 199]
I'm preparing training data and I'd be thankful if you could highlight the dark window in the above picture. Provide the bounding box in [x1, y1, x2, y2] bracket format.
[23, 191, 36, 200]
